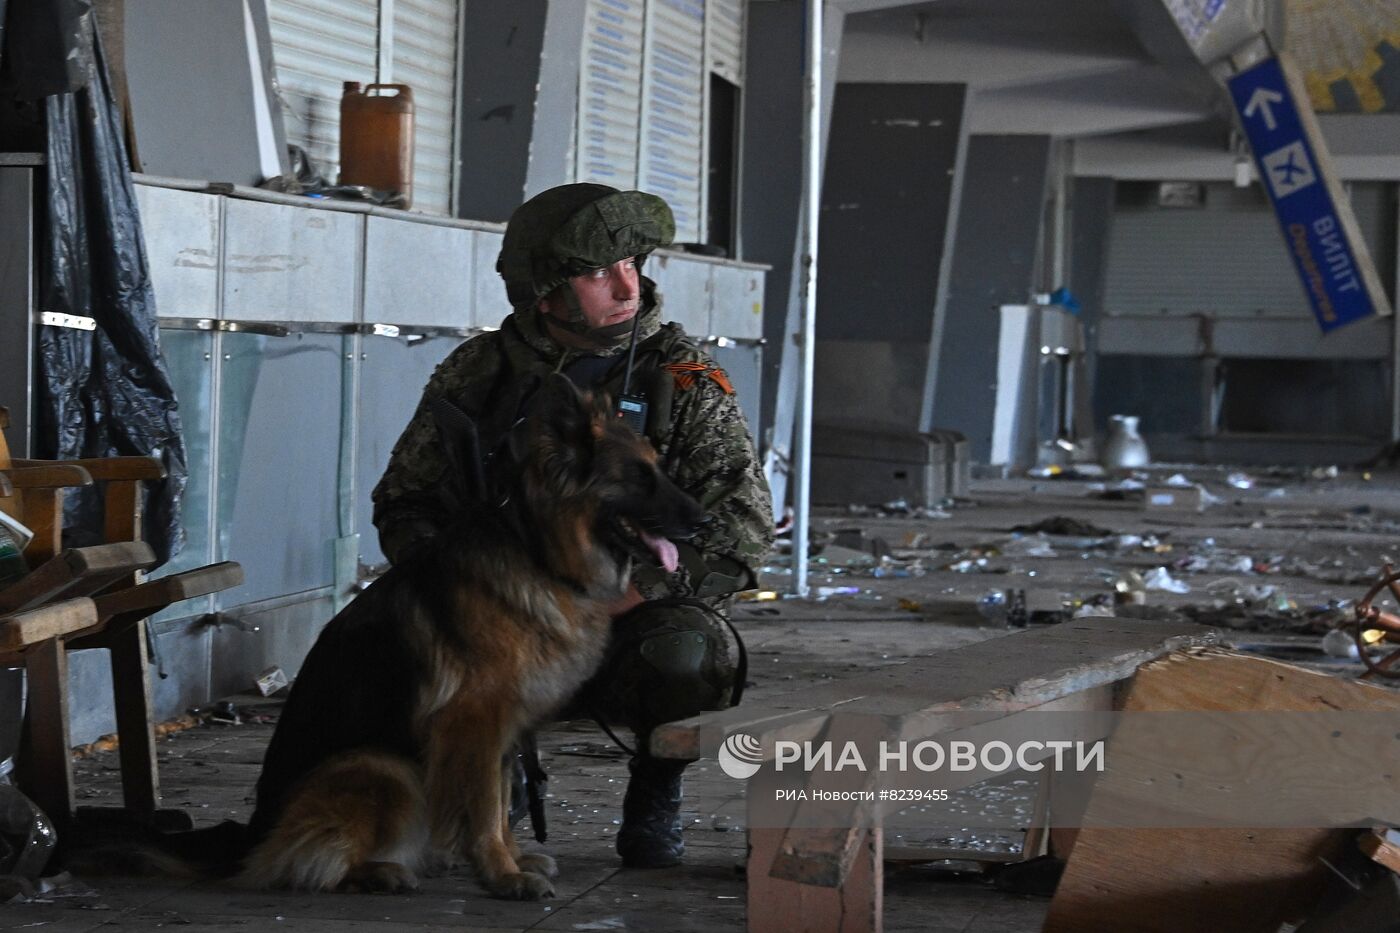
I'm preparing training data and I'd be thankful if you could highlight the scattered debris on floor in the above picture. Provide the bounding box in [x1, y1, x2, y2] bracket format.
[19, 470, 1400, 932]
[1008, 516, 1114, 537]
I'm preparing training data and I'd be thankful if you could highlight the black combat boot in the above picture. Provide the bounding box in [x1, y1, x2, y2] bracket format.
[616, 755, 687, 868]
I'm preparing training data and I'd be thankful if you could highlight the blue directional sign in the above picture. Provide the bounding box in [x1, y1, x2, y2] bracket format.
[1228, 55, 1390, 332]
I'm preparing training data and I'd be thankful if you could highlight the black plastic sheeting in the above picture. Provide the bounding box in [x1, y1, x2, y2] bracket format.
[26, 6, 187, 563]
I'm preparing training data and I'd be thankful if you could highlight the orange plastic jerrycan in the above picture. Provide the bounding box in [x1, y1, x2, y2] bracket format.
[339, 82, 415, 208]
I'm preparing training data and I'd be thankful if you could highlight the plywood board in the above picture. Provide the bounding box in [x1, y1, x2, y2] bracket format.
[1044, 649, 1400, 933]
[652, 620, 1215, 760]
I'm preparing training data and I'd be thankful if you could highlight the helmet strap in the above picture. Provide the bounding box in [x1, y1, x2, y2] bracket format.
[540, 281, 639, 348]
[561, 283, 586, 323]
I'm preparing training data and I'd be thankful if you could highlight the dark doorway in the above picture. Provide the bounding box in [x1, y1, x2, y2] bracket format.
[707, 73, 738, 256]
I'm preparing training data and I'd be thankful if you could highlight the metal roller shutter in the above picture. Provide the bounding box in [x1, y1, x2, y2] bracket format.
[266, 0, 459, 215]
[578, 0, 645, 189]
[266, 0, 379, 186]
[389, 0, 459, 214]
[1104, 182, 1389, 318]
[639, 0, 705, 243]
[575, 0, 743, 245]
[706, 0, 744, 84]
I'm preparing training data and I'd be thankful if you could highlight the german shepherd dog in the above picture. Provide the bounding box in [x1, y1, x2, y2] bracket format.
[179, 375, 703, 899]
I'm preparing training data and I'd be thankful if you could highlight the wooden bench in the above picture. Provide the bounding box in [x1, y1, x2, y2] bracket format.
[650, 618, 1218, 933]
[0, 406, 244, 834]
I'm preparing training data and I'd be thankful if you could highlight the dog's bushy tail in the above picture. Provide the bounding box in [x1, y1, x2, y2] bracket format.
[239, 823, 359, 891]
[238, 751, 429, 892]
[67, 819, 251, 879]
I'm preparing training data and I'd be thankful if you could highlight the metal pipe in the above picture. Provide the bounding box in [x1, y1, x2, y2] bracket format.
[792, 0, 822, 597]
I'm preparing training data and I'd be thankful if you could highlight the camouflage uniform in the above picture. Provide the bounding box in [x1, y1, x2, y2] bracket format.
[372, 285, 774, 728]
[371, 280, 773, 618]
[372, 183, 772, 869]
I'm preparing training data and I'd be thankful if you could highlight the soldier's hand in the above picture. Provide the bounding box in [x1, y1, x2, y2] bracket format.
[606, 584, 645, 619]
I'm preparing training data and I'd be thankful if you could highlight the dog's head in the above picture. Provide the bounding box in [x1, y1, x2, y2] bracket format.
[512, 374, 706, 580]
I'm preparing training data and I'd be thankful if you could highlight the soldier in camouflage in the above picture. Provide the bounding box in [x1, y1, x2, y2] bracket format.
[372, 183, 773, 869]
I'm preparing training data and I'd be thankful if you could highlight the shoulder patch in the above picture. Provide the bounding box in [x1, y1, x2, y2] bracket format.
[664, 361, 735, 395]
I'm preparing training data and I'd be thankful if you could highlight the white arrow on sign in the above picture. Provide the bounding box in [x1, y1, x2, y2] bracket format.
[1244, 87, 1284, 131]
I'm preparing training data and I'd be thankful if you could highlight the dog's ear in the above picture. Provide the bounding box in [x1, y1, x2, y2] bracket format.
[427, 396, 487, 505]
[591, 390, 614, 421]
[536, 373, 593, 443]
[526, 374, 596, 486]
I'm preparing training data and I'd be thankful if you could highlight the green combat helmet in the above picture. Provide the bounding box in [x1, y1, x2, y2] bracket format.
[496, 183, 676, 338]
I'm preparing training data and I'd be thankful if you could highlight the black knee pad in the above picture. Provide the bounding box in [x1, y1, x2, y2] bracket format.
[587, 599, 741, 734]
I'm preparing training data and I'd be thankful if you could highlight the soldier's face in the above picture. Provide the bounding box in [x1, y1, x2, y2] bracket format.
[542, 257, 641, 329]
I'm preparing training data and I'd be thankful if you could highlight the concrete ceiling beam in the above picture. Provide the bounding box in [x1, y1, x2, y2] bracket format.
[967, 64, 1213, 137]
[838, 25, 1145, 90]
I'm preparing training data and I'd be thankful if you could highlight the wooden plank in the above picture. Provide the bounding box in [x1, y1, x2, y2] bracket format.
[17, 638, 74, 831]
[1020, 768, 1053, 862]
[882, 845, 1021, 865]
[0, 552, 101, 614]
[14, 456, 165, 482]
[652, 621, 1214, 760]
[65, 541, 158, 577]
[19, 487, 62, 565]
[0, 598, 98, 652]
[745, 711, 884, 932]
[89, 562, 242, 620]
[73, 563, 242, 648]
[1044, 649, 1400, 933]
[750, 827, 882, 933]
[1113, 647, 1400, 712]
[1046, 828, 1351, 933]
[767, 686, 1116, 892]
[102, 479, 143, 591]
[769, 715, 883, 889]
[773, 825, 872, 889]
[110, 620, 159, 814]
[1359, 828, 1400, 876]
[5, 464, 92, 489]
[0, 542, 158, 614]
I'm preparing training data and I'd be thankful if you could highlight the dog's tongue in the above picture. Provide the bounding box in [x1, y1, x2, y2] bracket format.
[641, 531, 679, 573]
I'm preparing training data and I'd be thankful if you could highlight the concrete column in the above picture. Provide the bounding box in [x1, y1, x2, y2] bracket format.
[747, 0, 844, 515]
[522, 0, 585, 201]
[813, 83, 966, 435]
[454, 0, 550, 221]
[740, 0, 806, 447]
[1065, 175, 1116, 442]
[455, 0, 582, 220]
[929, 134, 1054, 462]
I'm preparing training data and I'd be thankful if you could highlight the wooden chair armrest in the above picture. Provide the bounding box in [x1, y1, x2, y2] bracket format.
[70, 562, 243, 647]
[0, 597, 98, 653]
[4, 465, 93, 489]
[92, 562, 243, 619]
[13, 456, 165, 482]
[0, 542, 159, 615]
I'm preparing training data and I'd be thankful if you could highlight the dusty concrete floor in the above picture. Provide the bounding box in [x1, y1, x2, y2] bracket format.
[9, 468, 1400, 932]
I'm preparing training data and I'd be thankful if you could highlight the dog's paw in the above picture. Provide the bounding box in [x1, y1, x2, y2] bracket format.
[339, 861, 420, 895]
[487, 870, 554, 901]
[515, 853, 559, 880]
